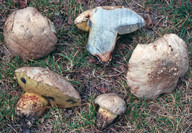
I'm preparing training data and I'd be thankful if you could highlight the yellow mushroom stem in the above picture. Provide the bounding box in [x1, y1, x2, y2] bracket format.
[76, 21, 90, 32]
[15, 92, 49, 128]
[96, 107, 117, 130]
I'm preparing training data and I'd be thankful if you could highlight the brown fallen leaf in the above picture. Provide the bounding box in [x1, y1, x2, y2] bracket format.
[146, 7, 153, 29]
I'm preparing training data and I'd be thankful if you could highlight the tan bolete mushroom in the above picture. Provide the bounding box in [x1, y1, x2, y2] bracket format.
[15, 67, 81, 107]
[75, 6, 145, 62]
[15, 67, 81, 132]
[4, 7, 57, 60]
[126, 34, 189, 99]
[95, 93, 126, 130]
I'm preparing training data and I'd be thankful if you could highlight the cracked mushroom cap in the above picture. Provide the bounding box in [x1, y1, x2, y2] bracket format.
[15, 67, 81, 108]
[95, 93, 126, 115]
[4, 7, 57, 60]
[126, 34, 189, 99]
[75, 6, 145, 62]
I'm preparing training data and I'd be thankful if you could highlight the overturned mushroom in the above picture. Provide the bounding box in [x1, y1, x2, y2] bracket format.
[75, 6, 145, 62]
[15, 67, 81, 132]
[95, 93, 126, 130]
[4, 7, 57, 60]
[126, 34, 189, 99]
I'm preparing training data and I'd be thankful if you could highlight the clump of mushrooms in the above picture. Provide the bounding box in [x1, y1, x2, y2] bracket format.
[126, 34, 189, 99]
[75, 6, 145, 63]
[4, 7, 57, 60]
[95, 93, 126, 130]
[15, 67, 81, 132]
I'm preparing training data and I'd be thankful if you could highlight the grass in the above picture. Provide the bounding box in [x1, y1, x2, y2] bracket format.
[0, 0, 192, 132]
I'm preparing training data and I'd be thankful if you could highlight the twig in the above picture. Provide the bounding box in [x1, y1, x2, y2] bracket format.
[146, 7, 153, 29]
[7, 124, 18, 133]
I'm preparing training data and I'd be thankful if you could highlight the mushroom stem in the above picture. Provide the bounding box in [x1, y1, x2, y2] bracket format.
[76, 21, 90, 32]
[96, 107, 117, 130]
[15, 92, 48, 131]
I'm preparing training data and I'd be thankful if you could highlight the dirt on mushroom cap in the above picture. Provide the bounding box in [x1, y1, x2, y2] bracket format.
[15, 67, 81, 108]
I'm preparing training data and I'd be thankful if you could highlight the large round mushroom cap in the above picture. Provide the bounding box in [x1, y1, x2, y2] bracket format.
[126, 34, 189, 99]
[95, 93, 126, 115]
[4, 7, 57, 60]
[15, 67, 81, 108]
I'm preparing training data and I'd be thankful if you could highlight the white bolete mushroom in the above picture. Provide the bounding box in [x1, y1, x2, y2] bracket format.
[95, 93, 126, 130]
[4, 7, 57, 60]
[15, 67, 81, 131]
[126, 34, 189, 99]
[75, 6, 145, 63]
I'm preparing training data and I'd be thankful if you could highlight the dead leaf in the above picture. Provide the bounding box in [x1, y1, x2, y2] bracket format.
[146, 7, 153, 29]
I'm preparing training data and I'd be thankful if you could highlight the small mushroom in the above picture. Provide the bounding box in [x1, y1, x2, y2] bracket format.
[3, 7, 57, 60]
[15, 67, 81, 107]
[95, 93, 126, 130]
[75, 6, 145, 62]
[126, 34, 189, 99]
[15, 92, 48, 132]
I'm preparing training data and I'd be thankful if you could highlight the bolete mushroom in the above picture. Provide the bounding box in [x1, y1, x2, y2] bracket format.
[15, 67, 81, 132]
[126, 34, 189, 99]
[4, 7, 57, 60]
[95, 93, 126, 130]
[75, 6, 145, 62]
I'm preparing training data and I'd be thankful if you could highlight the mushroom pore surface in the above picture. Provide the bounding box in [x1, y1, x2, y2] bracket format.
[75, 6, 145, 62]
